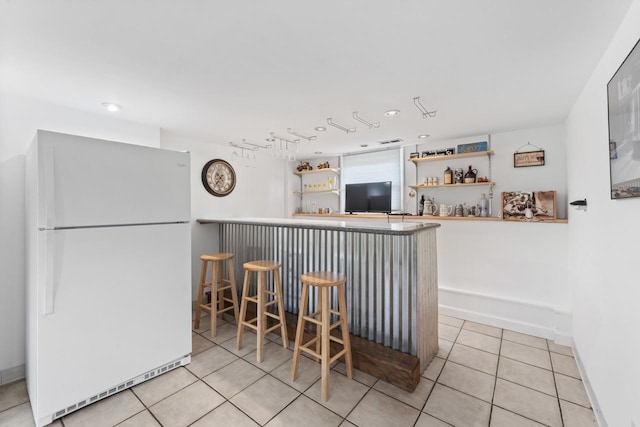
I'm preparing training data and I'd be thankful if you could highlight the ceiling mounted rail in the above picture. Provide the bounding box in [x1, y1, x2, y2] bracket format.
[352, 111, 380, 129]
[327, 118, 356, 133]
[229, 140, 258, 151]
[413, 96, 437, 118]
[270, 132, 299, 145]
[229, 141, 258, 167]
[287, 128, 317, 141]
[269, 133, 299, 161]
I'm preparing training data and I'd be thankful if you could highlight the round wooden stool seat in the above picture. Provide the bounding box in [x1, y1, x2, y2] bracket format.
[243, 260, 280, 271]
[201, 252, 234, 262]
[300, 272, 346, 287]
[237, 259, 288, 363]
[292, 271, 353, 402]
[193, 253, 240, 338]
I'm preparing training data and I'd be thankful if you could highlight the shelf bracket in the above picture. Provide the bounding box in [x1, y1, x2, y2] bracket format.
[327, 118, 356, 133]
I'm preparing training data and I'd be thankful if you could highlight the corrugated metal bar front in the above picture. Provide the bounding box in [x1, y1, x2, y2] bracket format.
[219, 222, 419, 355]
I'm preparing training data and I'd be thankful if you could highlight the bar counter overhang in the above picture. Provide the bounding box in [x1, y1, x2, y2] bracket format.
[197, 217, 440, 390]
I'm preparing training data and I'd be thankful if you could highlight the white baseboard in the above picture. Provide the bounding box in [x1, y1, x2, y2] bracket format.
[439, 286, 573, 345]
[573, 347, 607, 427]
[0, 364, 25, 386]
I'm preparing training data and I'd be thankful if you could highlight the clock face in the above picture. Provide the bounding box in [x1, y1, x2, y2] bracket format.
[201, 159, 236, 197]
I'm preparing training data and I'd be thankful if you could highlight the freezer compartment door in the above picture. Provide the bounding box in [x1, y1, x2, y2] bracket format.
[32, 223, 191, 419]
[34, 130, 190, 228]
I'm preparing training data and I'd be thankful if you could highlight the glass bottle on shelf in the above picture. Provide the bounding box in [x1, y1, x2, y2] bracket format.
[479, 193, 488, 217]
[464, 165, 478, 183]
[444, 167, 453, 184]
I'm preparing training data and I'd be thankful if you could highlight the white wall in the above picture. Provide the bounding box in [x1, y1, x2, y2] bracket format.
[565, 1, 640, 425]
[159, 132, 290, 300]
[0, 93, 161, 383]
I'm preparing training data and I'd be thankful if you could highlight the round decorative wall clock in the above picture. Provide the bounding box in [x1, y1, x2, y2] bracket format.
[201, 159, 236, 197]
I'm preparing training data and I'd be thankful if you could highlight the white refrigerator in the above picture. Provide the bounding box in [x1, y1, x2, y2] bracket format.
[25, 130, 192, 426]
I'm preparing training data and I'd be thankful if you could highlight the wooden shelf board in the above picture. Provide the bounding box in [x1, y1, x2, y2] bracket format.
[293, 189, 340, 195]
[292, 213, 568, 223]
[409, 182, 495, 189]
[293, 167, 340, 176]
[410, 150, 494, 163]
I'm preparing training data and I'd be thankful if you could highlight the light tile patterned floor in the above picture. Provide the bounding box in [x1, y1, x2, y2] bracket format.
[0, 313, 598, 427]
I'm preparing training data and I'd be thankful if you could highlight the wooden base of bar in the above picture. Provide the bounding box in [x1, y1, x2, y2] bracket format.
[234, 302, 422, 392]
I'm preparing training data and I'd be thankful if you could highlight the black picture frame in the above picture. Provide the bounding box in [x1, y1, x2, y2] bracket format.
[607, 37, 640, 199]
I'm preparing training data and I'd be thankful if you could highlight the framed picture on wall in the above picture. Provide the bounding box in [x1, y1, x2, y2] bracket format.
[607, 37, 640, 199]
[501, 191, 557, 222]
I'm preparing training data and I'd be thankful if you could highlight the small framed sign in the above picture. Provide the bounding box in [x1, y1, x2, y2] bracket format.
[514, 150, 545, 168]
[457, 141, 488, 154]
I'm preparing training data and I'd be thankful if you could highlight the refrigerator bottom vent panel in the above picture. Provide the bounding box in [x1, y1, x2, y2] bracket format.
[49, 354, 190, 423]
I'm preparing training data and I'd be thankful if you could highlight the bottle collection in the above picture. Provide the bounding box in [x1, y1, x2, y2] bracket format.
[418, 193, 490, 217]
[302, 176, 339, 192]
[423, 164, 489, 186]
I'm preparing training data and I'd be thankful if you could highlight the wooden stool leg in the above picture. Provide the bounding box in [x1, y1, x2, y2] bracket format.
[314, 287, 322, 363]
[236, 269, 251, 350]
[217, 261, 225, 312]
[257, 271, 266, 363]
[210, 260, 219, 337]
[292, 282, 309, 381]
[338, 284, 353, 379]
[194, 260, 207, 330]
[321, 286, 331, 401]
[228, 258, 240, 323]
[274, 268, 288, 348]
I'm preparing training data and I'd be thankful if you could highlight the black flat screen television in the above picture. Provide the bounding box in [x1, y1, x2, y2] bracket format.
[345, 181, 392, 213]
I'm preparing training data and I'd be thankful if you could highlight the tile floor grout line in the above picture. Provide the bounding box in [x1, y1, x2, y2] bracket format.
[499, 353, 554, 373]
[440, 358, 497, 380]
[119, 389, 162, 427]
[339, 384, 377, 426]
[487, 329, 504, 426]
[552, 359, 566, 427]
[420, 328, 456, 422]
[496, 375, 560, 400]
[492, 403, 557, 427]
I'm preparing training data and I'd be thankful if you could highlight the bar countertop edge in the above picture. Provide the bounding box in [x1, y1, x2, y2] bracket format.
[197, 217, 441, 235]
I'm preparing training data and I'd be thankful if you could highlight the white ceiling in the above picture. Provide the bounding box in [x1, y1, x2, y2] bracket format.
[0, 1, 633, 158]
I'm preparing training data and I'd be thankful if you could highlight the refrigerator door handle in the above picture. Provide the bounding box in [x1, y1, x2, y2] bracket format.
[44, 144, 56, 228]
[44, 230, 55, 315]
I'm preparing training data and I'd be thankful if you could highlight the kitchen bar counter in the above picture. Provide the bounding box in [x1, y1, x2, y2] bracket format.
[197, 217, 440, 390]
[198, 217, 439, 234]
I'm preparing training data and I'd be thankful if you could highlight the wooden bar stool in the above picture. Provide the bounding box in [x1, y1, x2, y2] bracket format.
[236, 260, 288, 363]
[193, 253, 240, 337]
[292, 271, 353, 401]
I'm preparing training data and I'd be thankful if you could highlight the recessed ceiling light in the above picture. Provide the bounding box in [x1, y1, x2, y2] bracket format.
[314, 151, 323, 154]
[360, 144, 368, 147]
[102, 102, 122, 112]
[384, 110, 400, 117]
[418, 134, 430, 139]
[314, 126, 327, 132]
